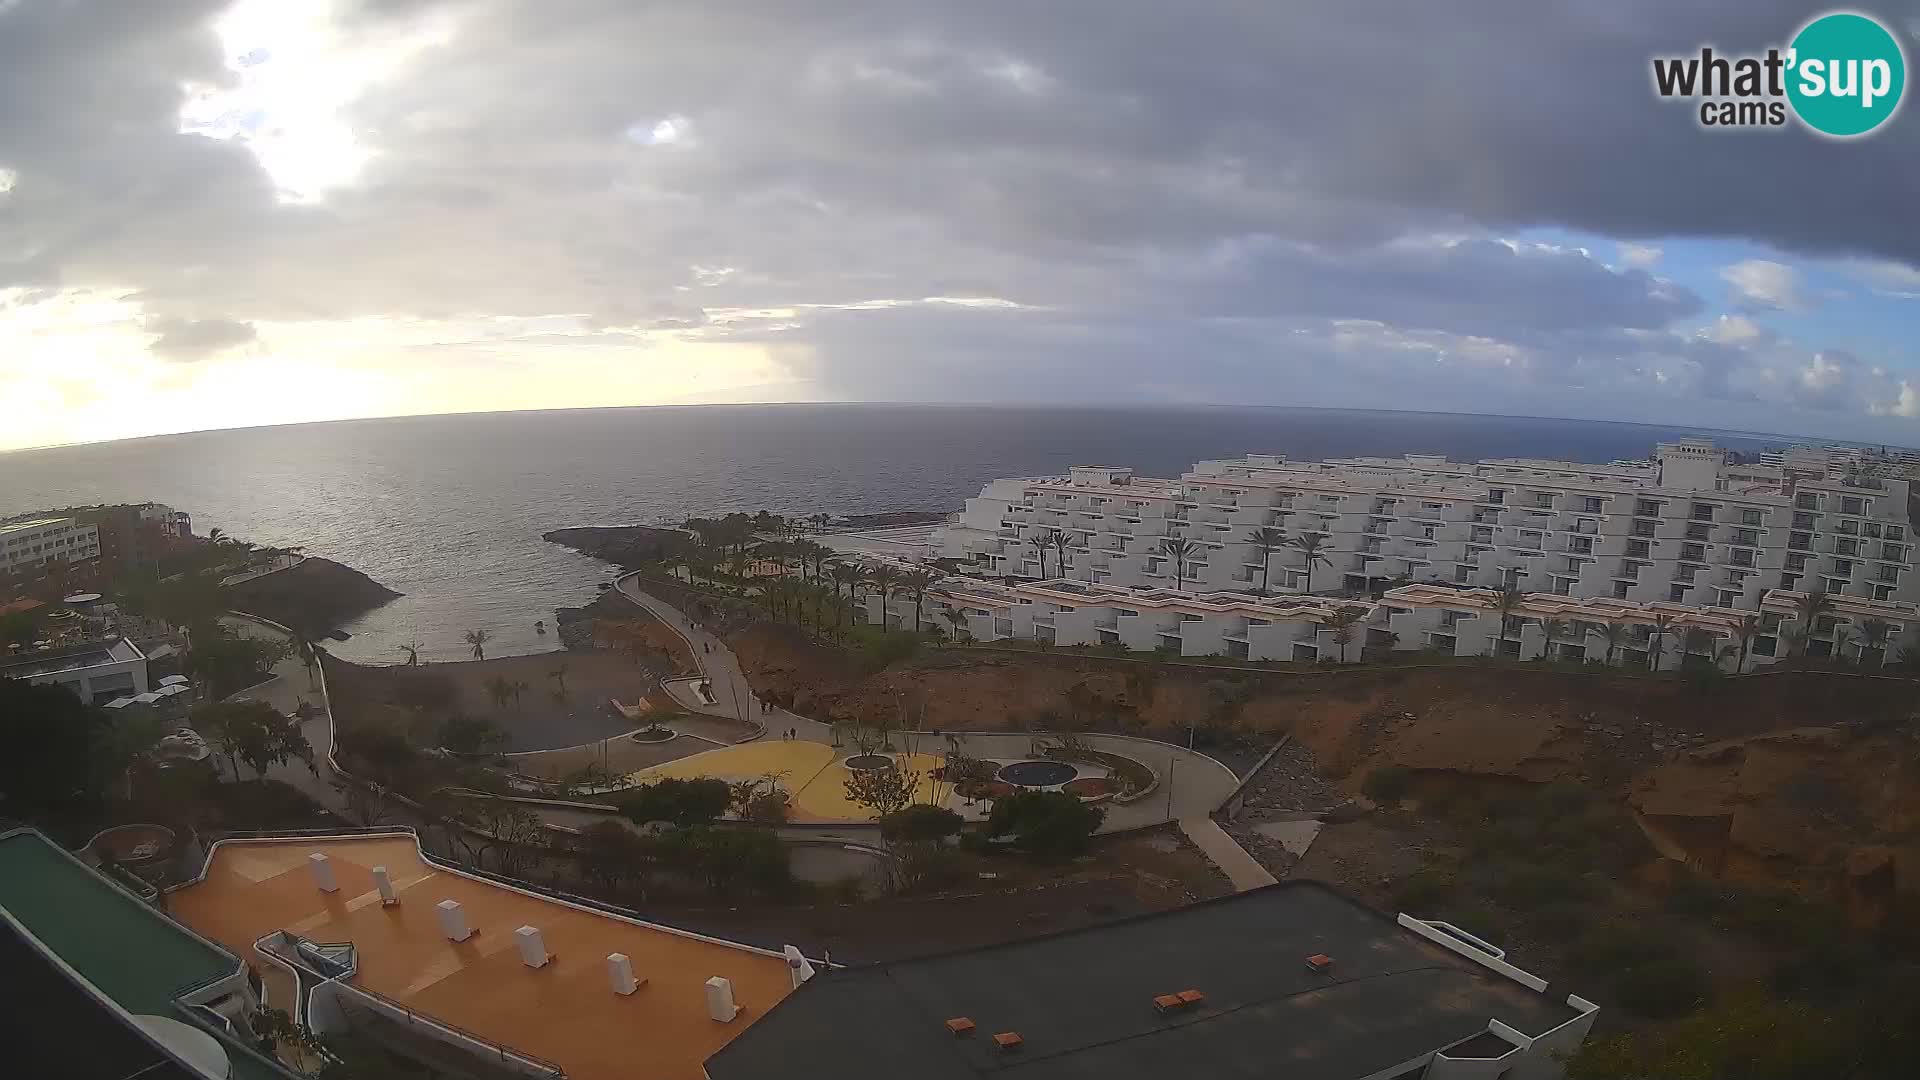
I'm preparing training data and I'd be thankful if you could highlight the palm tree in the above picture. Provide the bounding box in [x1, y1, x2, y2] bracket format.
[941, 607, 969, 642]
[1680, 626, 1717, 668]
[1723, 612, 1762, 673]
[1291, 532, 1333, 594]
[1490, 583, 1527, 650]
[484, 676, 513, 710]
[548, 662, 569, 696]
[1857, 618, 1893, 667]
[902, 569, 939, 632]
[296, 638, 320, 690]
[510, 680, 531, 709]
[1026, 533, 1051, 579]
[1536, 618, 1569, 661]
[1325, 605, 1367, 662]
[397, 640, 423, 667]
[869, 565, 902, 628]
[846, 565, 873, 628]
[1158, 536, 1200, 592]
[1052, 530, 1074, 580]
[1789, 590, 1834, 660]
[1242, 526, 1289, 594]
[463, 628, 491, 661]
[1832, 624, 1859, 666]
[1647, 612, 1677, 671]
[829, 564, 859, 627]
[1587, 622, 1627, 667]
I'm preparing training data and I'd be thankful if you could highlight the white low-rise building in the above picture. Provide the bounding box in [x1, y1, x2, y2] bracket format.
[931, 438, 1918, 612]
[0, 636, 150, 703]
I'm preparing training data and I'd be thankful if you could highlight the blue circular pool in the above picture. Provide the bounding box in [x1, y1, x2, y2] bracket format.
[996, 760, 1077, 787]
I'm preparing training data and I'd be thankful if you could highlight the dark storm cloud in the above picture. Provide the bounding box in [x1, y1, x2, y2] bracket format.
[1, 0, 1914, 424]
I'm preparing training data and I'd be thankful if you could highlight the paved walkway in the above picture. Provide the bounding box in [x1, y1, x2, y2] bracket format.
[614, 575, 1242, 833]
[1178, 816, 1278, 892]
[217, 613, 343, 811]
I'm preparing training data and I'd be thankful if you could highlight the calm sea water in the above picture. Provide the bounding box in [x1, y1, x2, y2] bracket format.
[0, 405, 1794, 663]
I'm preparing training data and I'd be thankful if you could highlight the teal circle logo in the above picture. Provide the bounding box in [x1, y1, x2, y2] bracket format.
[1787, 11, 1907, 137]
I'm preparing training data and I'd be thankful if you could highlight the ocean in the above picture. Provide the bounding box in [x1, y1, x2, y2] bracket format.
[0, 405, 1798, 663]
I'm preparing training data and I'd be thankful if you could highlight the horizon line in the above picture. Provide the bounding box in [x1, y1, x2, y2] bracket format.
[0, 399, 1890, 456]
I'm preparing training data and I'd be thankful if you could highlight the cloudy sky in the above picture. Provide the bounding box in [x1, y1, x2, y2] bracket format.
[3, 0, 1918, 450]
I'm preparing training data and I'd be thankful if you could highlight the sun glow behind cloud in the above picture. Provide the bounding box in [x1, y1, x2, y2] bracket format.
[177, 0, 455, 203]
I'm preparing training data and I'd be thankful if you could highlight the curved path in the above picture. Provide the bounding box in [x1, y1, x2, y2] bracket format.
[613, 574, 1243, 834]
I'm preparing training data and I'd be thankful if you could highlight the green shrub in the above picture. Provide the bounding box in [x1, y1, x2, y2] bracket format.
[986, 790, 1104, 856]
[1612, 957, 1710, 1019]
[615, 777, 732, 827]
[1361, 766, 1412, 805]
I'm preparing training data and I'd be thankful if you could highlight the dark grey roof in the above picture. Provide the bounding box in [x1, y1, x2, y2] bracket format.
[705, 882, 1577, 1080]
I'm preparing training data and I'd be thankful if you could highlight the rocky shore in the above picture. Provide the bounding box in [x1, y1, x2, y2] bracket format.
[542, 525, 684, 569]
[222, 557, 400, 639]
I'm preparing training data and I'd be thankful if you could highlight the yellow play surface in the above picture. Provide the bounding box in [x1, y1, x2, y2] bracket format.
[630, 743, 948, 822]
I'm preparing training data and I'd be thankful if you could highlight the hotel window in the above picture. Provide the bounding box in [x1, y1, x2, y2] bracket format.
[1875, 585, 1896, 601]
[1789, 531, 1813, 550]
[1838, 520, 1859, 535]
[1720, 589, 1739, 606]
[1613, 581, 1630, 599]
[1730, 550, 1754, 568]
[1631, 520, 1656, 538]
[1534, 492, 1555, 508]
[1833, 559, 1854, 576]
[1796, 492, 1819, 510]
[1627, 539, 1651, 558]
[1685, 523, 1711, 541]
[1730, 528, 1758, 546]
[1786, 553, 1808, 572]
[1636, 499, 1661, 516]
[1741, 509, 1764, 526]
[1487, 489, 1506, 504]
[1680, 542, 1705, 562]
[1841, 496, 1865, 515]
[1582, 496, 1604, 513]
[1879, 565, 1901, 583]
[1792, 511, 1816, 530]
[1835, 538, 1859, 556]
[1669, 585, 1688, 602]
[1690, 502, 1715, 521]
[1889, 525, 1905, 541]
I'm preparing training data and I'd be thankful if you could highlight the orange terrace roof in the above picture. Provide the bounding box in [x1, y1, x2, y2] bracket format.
[168, 834, 794, 1080]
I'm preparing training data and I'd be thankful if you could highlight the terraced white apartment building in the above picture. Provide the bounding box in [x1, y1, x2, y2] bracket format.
[913, 438, 1920, 668]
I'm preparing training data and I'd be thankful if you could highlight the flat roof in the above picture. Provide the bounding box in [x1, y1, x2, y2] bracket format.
[0, 917, 203, 1080]
[706, 881, 1578, 1080]
[0, 636, 144, 679]
[0, 830, 236, 1019]
[0, 516, 74, 534]
[170, 834, 796, 1080]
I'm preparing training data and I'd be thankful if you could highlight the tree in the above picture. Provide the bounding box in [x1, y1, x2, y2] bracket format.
[1158, 535, 1200, 592]
[845, 565, 872, 628]
[477, 804, 547, 876]
[187, 625, 293, 697]
[616, 777, 732, 827]
[463, 628, 491, 660]
[868, 564, 901, 628]
[575, 820, 652, 898]
[844, 763, 920, 819]
[0, 678, 118, 827]
[1325, 605, 1367, 662]
[1051, 529, 1073, 580]
[879, 804, 964, 891]
[986, 790, 1104, 856]
[901, 569, 940, 632]
[1490, 583, 1528, 649]
[295, 638, 321, 691]
[1026, 532, 1051, 579]
[1647, 612, 1677, 671]
[436, 714, 507, 755]
[1857, 617, 1893, 667]
[483, 675, 514, 710]
[1724, 612, 1762, 672]
[1291, 532, 1333, 593]
[195, 700, 315, 781]
[941, 606, 970, 642]
[1537, 617, 1569, 661]
[1679, 626, 1718, 667]
[1242, 526, 1289, 594]
[1588, 622, 1627, 667]
[1788, 590, 1834, 660]
[547, 662, 569, 697]
[397, 640, 422, 667]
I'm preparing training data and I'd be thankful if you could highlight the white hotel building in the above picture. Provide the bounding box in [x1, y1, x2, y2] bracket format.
[0, 516, 100, 578]
[900, 439, 1920, 670]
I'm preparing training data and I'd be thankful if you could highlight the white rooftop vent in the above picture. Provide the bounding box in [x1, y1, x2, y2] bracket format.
[705, 976, 740, 1022]
[437, 899, 474, 942]
[515, 925, 550, 968]
[607, 953, 640, 996]
[307, 853, 338, 893]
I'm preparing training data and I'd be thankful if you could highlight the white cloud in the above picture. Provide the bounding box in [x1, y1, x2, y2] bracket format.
[1720, 259, 1805, 311]
[1699, 314, 1767, 344]
[1617, 242, 1662, 268]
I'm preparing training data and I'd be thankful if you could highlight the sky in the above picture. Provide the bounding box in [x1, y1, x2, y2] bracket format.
[2, 0, 1919, 450]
